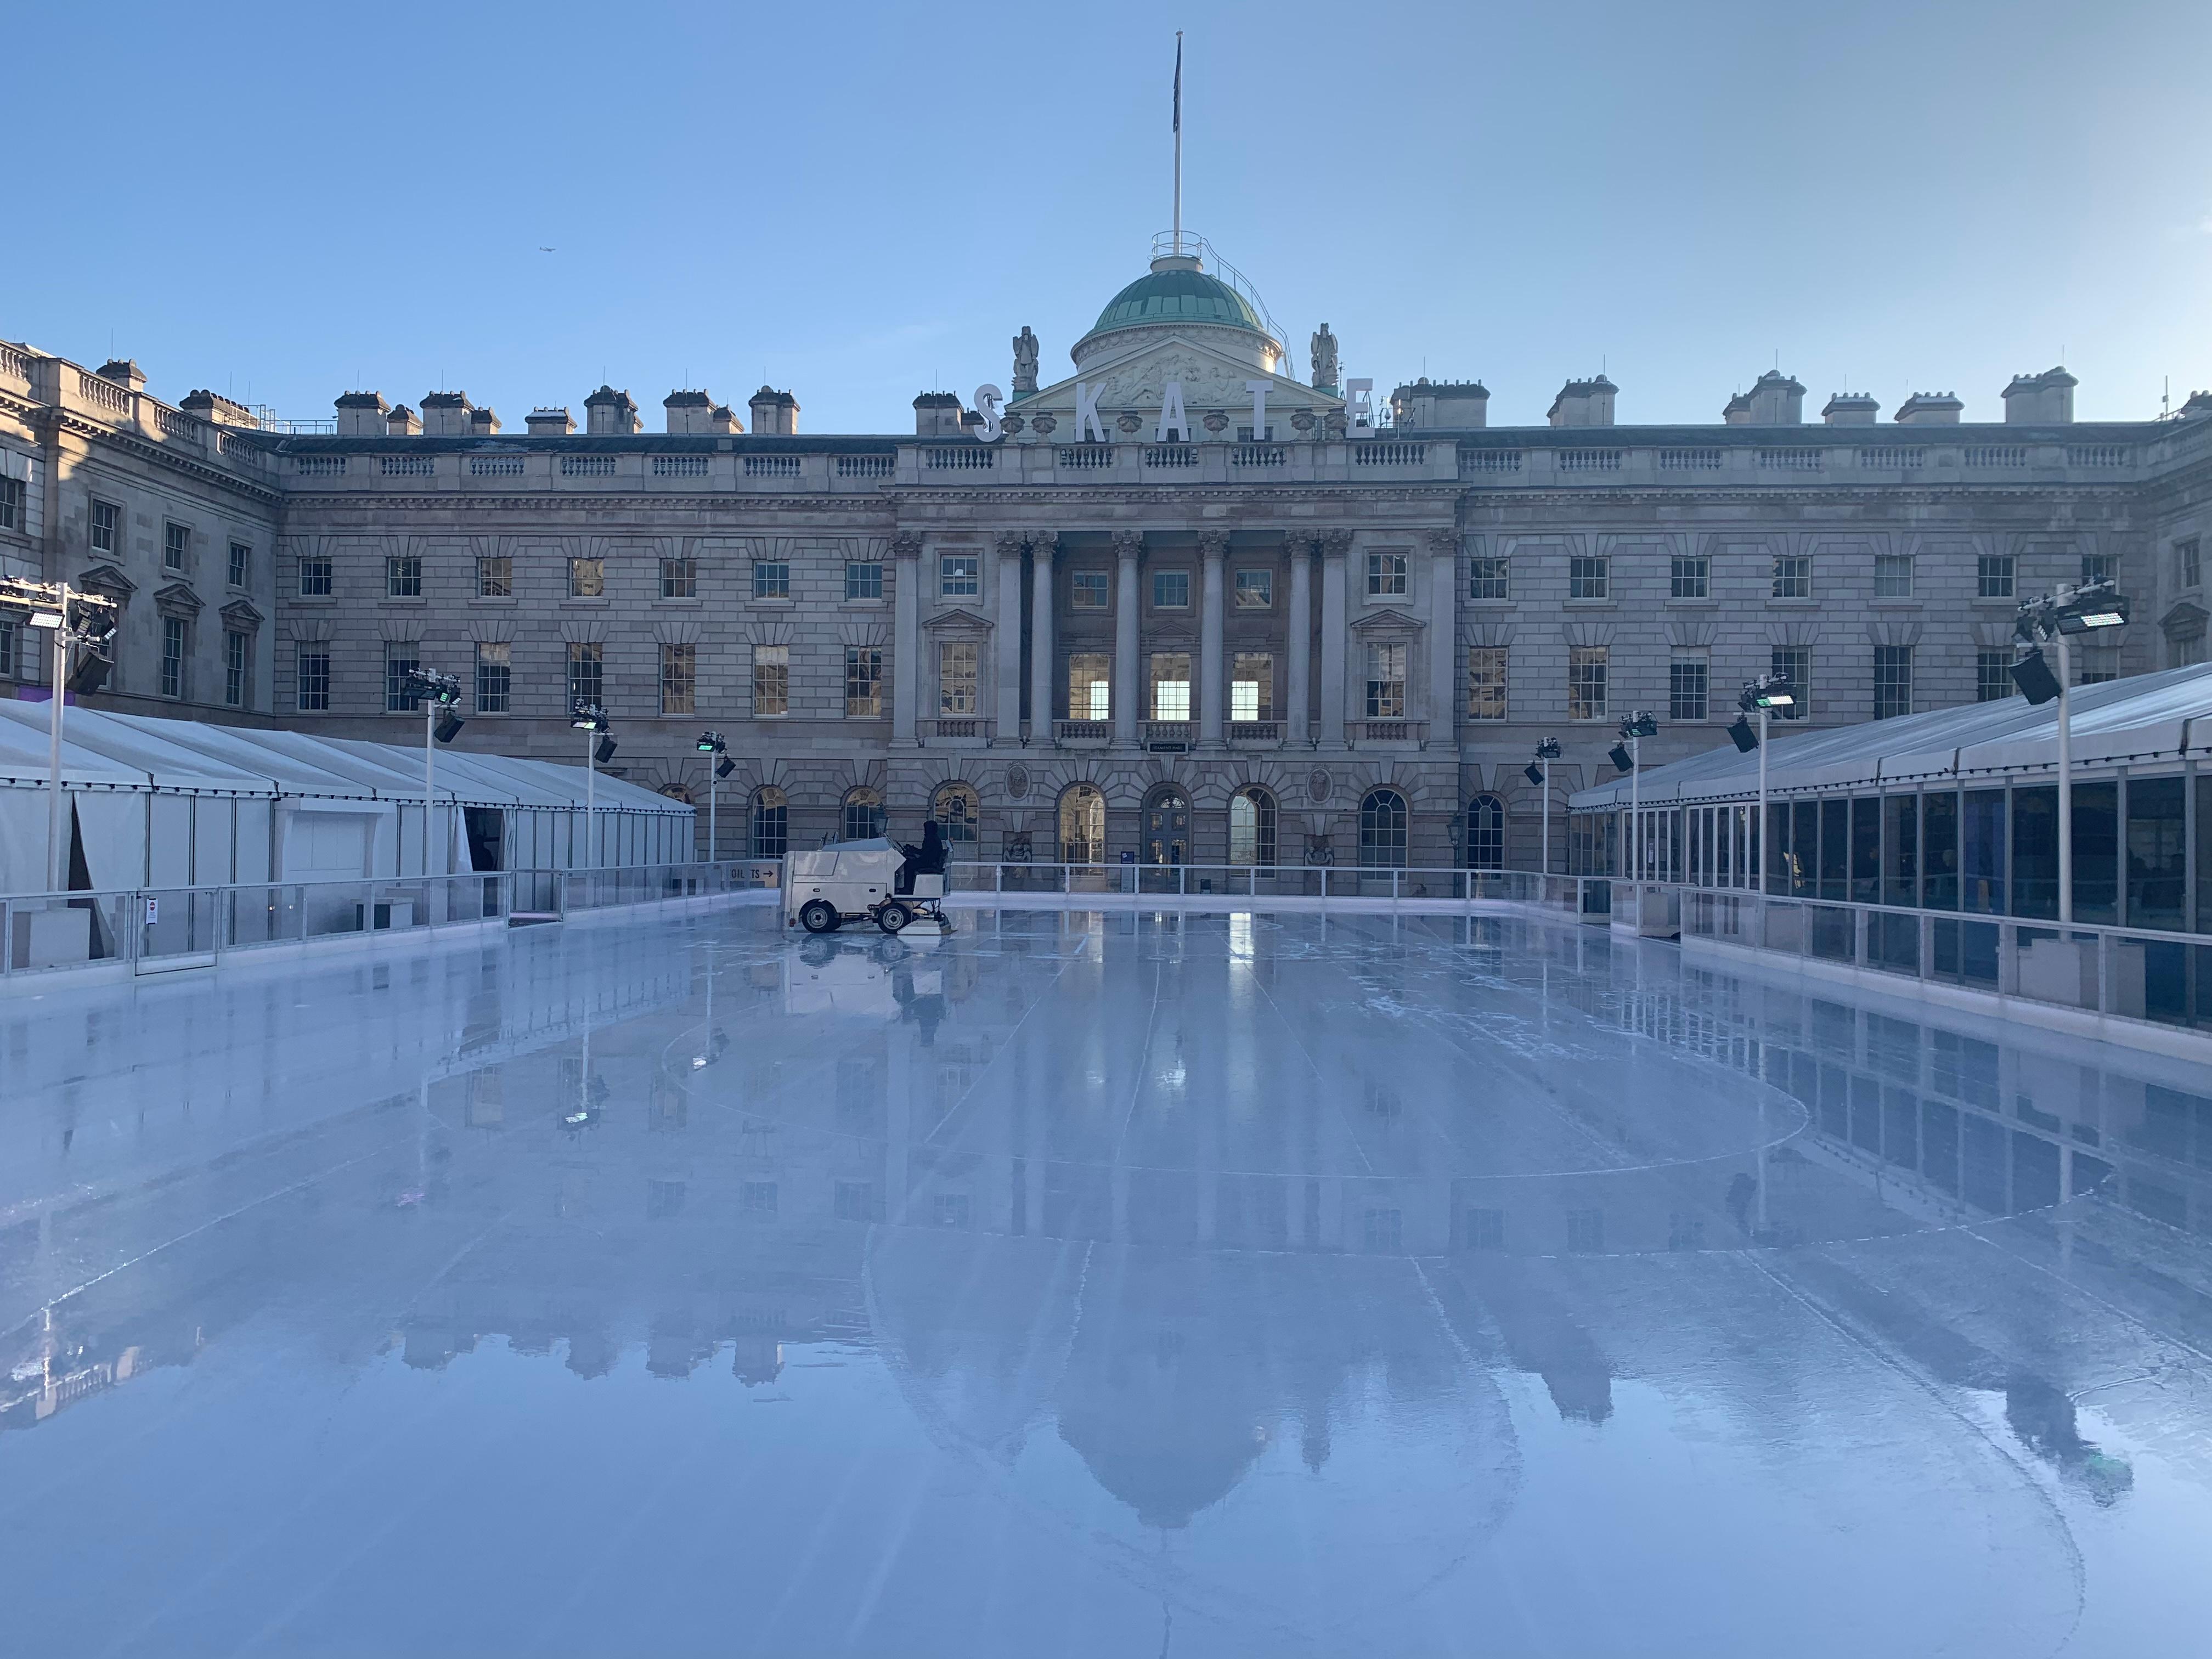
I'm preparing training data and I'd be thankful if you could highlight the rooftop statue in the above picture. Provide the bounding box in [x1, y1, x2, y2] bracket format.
[1012, 326, 1040, 395]
[1310, 324, 1339, 392]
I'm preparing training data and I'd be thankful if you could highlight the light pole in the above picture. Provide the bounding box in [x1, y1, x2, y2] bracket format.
[2010, 579, 2129, 924]
[402, 668, 464, 877]
[696, 731, 731, 864]
[1729, 675, 1796, 894]
[1522, 737, 1561, 879]
[571, 702, 613, 868]
[1, 579, 119, 892]
[1611, 712, 1658, 881]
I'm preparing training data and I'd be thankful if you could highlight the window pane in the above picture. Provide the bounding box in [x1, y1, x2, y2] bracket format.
[660, 643, 696, 714]
[1233, 569, 1272, 608]
[753, 561, 789, 600]
[1468, 646, 1507, 719]
[1976, 649, 2013, 702]
[566, 642, 602, 708]
[386, 642, 421, 712]
[1230, 653, 1273, 721]
[387, 555, 422, 598]
[939, 641, 978, 714]
[1770, 647, 1810, 718]
[753, 645, 788, 715]
[1977, 554, 2015, 598]
[1469, 555, 1509, 601]
[844, 646, 882, 717]
[228, 541, 251, 587]
[1071, 571, 1110, 610]
[1569, 555, 1608, 600]
[659, 557, 697, 600]
[939, 555, 978, 597]
[1874, 554, 1914, 599]
[844, 561, 883, 601]
[1151, 569, 1189, 608]
[1873, 645, 1912, 719]
[1772, 553, 1811, 599]
[475, 641, 511, 713]
[1669, 653, 1708, 721]
[299, 555, 333, 597]
[1068, 653, 1110, 721]
[1367, 552, 1407, 596]
[1149, 652, 1191, 719]
[477, 556, 512, 597]
[296, 647, 330, 712]
[1568, 646, 1608, 720]
[1671, 554, 1708, 600]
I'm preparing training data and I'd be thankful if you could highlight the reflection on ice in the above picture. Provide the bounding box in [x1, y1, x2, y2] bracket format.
[1, 906, 2210, 1654]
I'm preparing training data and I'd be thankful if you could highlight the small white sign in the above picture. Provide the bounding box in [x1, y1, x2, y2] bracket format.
[144, 897, 159, 924]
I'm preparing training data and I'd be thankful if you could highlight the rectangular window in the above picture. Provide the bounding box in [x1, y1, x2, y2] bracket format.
[1230, 652, 1273, 721]
[475, 641, 511, 712]
[1233, 569, 1273, 608]
[1873, 645, 1913, 719]
[1770, 647, 1810, 719]
[385, 641, 421, 711]
[1469, 554, 1509, 601]
[159, 616, 188, 698]
[752, 645, 788, 716]
[1568, 554, 1608, 600]
[1151, 569, 1190, 609]
[1468, 646, 1508, 720]
[2080, 552, 2114, 588]
[476, 554, 512, 597]
[90, 498, 119, 555]
[1068, 652, 1110, 720]
[2078, 665, 2118, 686]
[1669, 651, 1709, 721]
[1874, 553, 1914, 599]
[0, 619, 15, 679]
[568, 556, 605, 598]
[1149, 652, 1192, 720]
[844, 560, 883, 601]
[2179, 537, 2203, 590]
[659, 642, 696, 714]
[387, 553, 422, 598]
[566, 641, 602, 708]
[1976, 648, 2013, 703]
[1367, 551, 1408, 597]
[1671, 552, 1709, 600]
[1364, 641, 1406, 718]
[938, 641, 978, 715]
[1772, 551, 1811, 599]
[1977, 554, 2015, 598]
[296, 646, 330, 712]
[1071, 571, 1110, 610]
[228, 540, 251, 589]
[751, 560, 790, 600]
[0, 475, 23, 532]
[844, 646, 883, 717]
[222, 630, 249, 707]
[938, 554, 978, 597]
[1568, 646, 1609, 720]
[164, 521, 189, 571]
[659, 557, 696, 599]
[299, 551, 333, 596]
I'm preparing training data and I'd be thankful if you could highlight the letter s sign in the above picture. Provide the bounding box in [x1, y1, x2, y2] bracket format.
[972, 384, 1003, 443]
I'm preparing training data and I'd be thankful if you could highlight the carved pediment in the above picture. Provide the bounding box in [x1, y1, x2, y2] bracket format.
[1016, 331, 1339, 430]
[76, 563, 137, 601]
[153, 581, 203, 618]
[2160, 600, 2208, 641]
[220, 597, 265, 630]
[1351, 607, 1426, 634]
[923, 606, 995, 635]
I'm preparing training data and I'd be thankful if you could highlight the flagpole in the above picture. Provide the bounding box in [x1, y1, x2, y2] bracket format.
[1172, 32, 1182, 252]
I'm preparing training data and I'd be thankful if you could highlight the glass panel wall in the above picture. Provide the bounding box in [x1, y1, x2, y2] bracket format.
[2072, 780, 2118, 924]
[1964, 789, 2006, 915]
[1923, 792, 1959, 911]
[2127, 776, 2186, 930]
[2012, 786, 2057, 919]
[1850, 798, 1881, 904]
[1818, 799, 1848, 900]
[1883, 795, 1919, 907]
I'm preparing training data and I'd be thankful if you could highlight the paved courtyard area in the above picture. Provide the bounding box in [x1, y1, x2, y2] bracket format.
[4, 902, 2211, 1656]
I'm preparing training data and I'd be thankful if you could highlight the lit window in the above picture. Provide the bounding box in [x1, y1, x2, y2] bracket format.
[1149, 652, 1191, 719]
[1068, 653, 1110, 721]
[1231, 652, 1272, 720]
[1468, 646, 1507, 720]
[1364, 642, 1406, 718]
[938, 641, 978, 715]
[752, 645, 788, 716]
[568, 556, 605, 598]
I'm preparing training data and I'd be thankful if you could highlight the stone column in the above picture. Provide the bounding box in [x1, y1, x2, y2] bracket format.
[1427, 527, 1458, 749]
[994, 531, 1023, 743]
[1287, 534, 1314, 746]
[1319, 529, 1349, 748]
[891, 532, 921, 747]
[1029, 531, 1056, 742]
[1199, 530, 1228, 746]
[1113, 529, 1143, 744]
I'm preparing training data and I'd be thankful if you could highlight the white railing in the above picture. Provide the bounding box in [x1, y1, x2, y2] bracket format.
[1054, 719, 1113, 743]
[1557, 449, 1622, 472]
[1233, 444, 1286, 466]
[1464, 450, 1523, 473]
[918, 717, 992, 741]
[295, 455, 347, 477]
[156, 407, 200, 443]
[1963, 445, 2029, 467]
[1056, 445, 1115, 469]
[924, 448, 995, 470]
[1348, 718, 1426, 744]
[2067, 445, 2129, 468]
[1228, 720, 1281, 743]
[75, 368, 132, 417]
[1757, 448, 1825, 471]
[1353, 442, 1426, 465]
[0, 342, 33, 387]
[1857, 447, 1926, 469]
[380, 455, 435, 476]
[1143, 445, 1198, 468]
[1658, 448, 1724, 470]
[652, 455, 709, 476]
[743, 454, 801, 478]
[836, 454, 894, 478]
[469, 455, 527, 476]
[561, 455, 620, 477]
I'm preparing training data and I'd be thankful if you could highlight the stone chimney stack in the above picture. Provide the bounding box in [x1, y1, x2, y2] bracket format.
[526, 407, 575, 436]
[469, 405, 500, 436]
[420, 391, 475, 437]
[95, 359, 146, 393]
[1745, 370, 1805, 425]
[913, 392, 965, 437]
[1821, 392, 1880, 426]
[336, 392, 390, 437]
[1390, 379, 1489, 430]
[2001, 366, 2076, 424]
[1894, 392, 1964, 425]
[664, 390, 722, 435]
[385, 404, 422, 437]
[584, 385, 641, 436]
[181, 389, 255, 427]
[1547, 375, 1616, 428]
[1722, 391, 1752, 426]
[749, 386, 798, 437]
[708, 403, 743, 434]
[2180, 391, 2212, 421]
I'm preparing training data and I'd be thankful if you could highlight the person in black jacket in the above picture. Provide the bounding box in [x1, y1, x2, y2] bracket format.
[895, 819, 947, 895]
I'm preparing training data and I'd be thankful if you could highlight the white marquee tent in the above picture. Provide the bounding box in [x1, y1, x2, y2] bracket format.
[0, 701, 695, 895]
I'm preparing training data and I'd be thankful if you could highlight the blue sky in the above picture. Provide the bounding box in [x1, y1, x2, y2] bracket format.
[14, 1, 2210, 431]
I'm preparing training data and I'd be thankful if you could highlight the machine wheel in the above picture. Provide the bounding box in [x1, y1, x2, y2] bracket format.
[799, 899, 840, 934]
[875, 900, 912, 935]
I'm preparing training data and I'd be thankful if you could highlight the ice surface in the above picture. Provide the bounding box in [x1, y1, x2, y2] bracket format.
[3, 904, 2211, 1656]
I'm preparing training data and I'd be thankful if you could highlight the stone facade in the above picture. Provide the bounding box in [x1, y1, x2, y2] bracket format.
[5, 254, 2211, 871]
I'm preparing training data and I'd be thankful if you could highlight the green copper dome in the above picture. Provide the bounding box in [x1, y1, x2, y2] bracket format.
[1087, 266, 1265, 338]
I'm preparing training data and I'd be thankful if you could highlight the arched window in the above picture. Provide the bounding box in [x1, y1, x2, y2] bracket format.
[1228, 786, 1277, 868]
[751, 786, 788, 860]
[930, 781, 979, 849]
[1466, 794, 1505, 870]
[1358, 788, 1408, 867]
[842, 786, 885, 842]
[1059, 783, 1105, 864]
[1143, 786, 1189, 865]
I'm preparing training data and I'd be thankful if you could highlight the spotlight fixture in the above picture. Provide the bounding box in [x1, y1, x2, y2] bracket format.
[1609, 743, 1634, 773]
[1523, 762, 1545, 787]
[696, 730, 726, 754]
[595, 735, 618, 764]
[1622, 712, 1659, 740]
[2009, 647, 2061, 706]
[434, 711, 466, 743]
[569, 700, 609, 732]
[27, 609, 62, 630]
[1728, 715, 1758, 752]
[715, 757, 735, 780]
[402, 667, 464, 707]
[1535, 738, 1561, 760]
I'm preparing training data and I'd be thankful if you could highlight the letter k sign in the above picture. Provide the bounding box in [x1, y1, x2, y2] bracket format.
[1075, 382, 1107, 443]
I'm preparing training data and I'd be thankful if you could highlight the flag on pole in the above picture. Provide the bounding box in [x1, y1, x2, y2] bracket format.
[1173, 35, 1181, 133]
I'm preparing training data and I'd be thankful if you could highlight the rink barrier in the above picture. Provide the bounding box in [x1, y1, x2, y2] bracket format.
[940, 860, 1610, 916]
[0, 861, 783, 983]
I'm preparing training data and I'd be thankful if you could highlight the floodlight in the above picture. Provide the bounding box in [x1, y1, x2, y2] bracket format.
[1535, 738, 1561, 761]
[715, 757, 735, 780]
[1523, 763, 1545, 787]
[696, 730, 726, 754]
[66, 653, 112, 694]
[1757, 689, 1793, 708]
[434, 712, 466, 743]
[1625, 712, 1660, 740]
[1609, 743, 1634, 772]
[2010, 648, 2061, 705]
[595, 735, 618, 764]
[569, 699, 607, 731]
[27, 610, 62, 630]
[1728, 715, 1759, 753]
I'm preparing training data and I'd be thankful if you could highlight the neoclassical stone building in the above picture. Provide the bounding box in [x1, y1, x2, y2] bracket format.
[5, 244, 2211, 868]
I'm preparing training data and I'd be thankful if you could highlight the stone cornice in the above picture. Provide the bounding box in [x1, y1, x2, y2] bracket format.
[19, 403, 281, 507]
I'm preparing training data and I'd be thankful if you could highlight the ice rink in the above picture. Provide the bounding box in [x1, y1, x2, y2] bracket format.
[5, 900, 2212, 1656]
